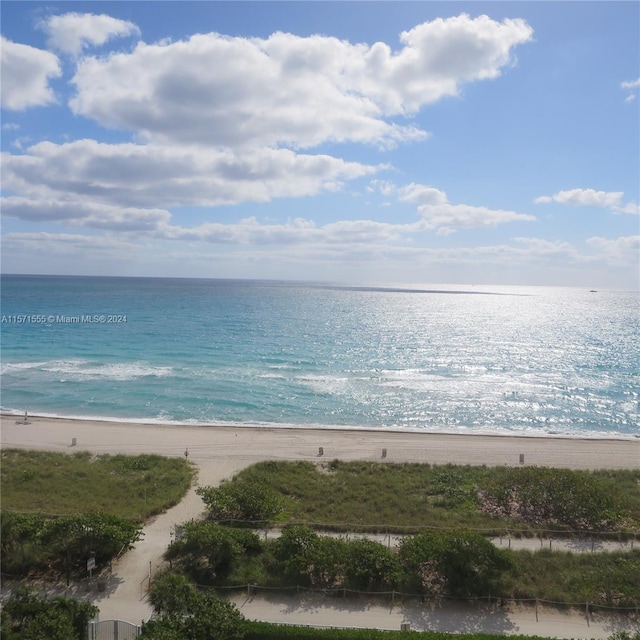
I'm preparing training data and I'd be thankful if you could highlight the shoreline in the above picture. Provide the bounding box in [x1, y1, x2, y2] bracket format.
[2, 414, 638, 470]
[2, 410, 638, 442]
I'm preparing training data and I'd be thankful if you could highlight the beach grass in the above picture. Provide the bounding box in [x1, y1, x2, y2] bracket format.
[226, 460, 640, 535]
[503, 548, 640, 606]
[0, 448, 194, 521]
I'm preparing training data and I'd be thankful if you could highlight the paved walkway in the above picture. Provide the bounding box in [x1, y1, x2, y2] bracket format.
[228, 592, 638, 639]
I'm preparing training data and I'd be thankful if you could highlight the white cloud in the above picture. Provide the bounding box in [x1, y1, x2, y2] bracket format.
[549, 189, 624, 207]
[535, 188, 639, 214]
[397, 183, 448, 205]
[0, 37, 61, 110]
[513, 236, 580, 259]
[621, 78, 640, 102]
[1, 140, 380, 212]
[586, 235, 640, 265]
[371, 180, 535, 234]
[1, 197, 171, 231]
[418, 203, 536, 235]
[145, 215, 416, 246]
[39, 12, 140, 56]
[621, 78, 640, 90]
[2, 229, 636, 288]
[68, 14, 532, 149]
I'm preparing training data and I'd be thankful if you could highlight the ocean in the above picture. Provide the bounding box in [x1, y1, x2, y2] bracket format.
[1, 275, 638, 438]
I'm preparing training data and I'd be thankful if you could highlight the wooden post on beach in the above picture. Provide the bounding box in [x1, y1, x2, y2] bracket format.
[535, 599, 538, 622]
[519, 453, 524, 465]
[382, 448, 387, 459]
[318, 447, 324, 457]
[71, 437, 77, 447]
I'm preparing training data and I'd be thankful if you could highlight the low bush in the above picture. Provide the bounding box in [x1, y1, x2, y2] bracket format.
[244, 623, 570, 640]
[0, 588, 98, 640]
[197, 480, 285, 526]
[1, 511, 142, 578]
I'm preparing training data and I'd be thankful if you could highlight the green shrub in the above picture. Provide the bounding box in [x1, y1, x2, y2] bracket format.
[477, 467, 631, 530]
[166, 520, 262, 582]
[244, 621, 565, 640]
[399, 531, 513, 597]
[344, 538, 402, 591]
[0, 588, 97, 640]
[144, 573, 246, 640]
[197, 480, 285, 525]
[0, 511, 142, 578]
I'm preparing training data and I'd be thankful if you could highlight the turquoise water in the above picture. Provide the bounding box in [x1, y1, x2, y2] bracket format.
[1, 275, 638, 437]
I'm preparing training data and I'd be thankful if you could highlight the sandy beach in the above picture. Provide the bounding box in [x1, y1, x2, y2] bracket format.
[2, 415, 639, 637]
[2, 414, 639, 471]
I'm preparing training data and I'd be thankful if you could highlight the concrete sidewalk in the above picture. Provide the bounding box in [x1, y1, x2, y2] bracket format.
[228, 592, 639, 639]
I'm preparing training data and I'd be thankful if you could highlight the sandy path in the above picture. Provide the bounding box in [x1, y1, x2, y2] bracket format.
[2, 416, 639, 637]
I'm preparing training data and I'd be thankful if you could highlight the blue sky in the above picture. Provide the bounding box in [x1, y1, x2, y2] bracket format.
[1, 1, 638, 288]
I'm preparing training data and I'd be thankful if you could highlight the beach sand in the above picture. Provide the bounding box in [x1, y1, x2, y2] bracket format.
[2, 415, 639, 471]
[2, 415, 639, 637]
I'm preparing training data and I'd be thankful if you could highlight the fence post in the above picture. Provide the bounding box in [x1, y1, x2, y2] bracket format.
[535, 599, 538, 622]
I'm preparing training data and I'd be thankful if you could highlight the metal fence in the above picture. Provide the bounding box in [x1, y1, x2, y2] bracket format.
[88, 620, 141, 640]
